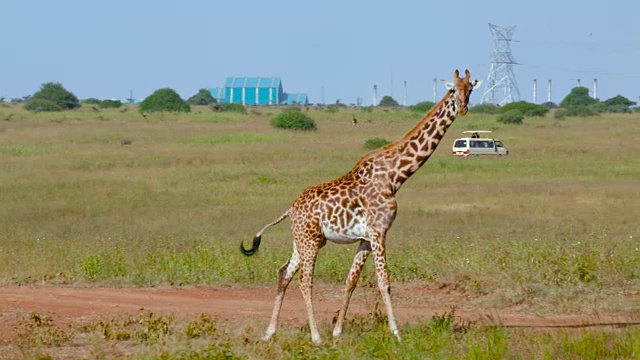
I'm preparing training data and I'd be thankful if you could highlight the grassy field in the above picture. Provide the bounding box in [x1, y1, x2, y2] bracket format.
[1, 103, 639, 358]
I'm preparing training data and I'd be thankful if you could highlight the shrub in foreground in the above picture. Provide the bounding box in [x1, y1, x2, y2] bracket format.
[270, 108, 316, 131]
[496, 109, 524, 124]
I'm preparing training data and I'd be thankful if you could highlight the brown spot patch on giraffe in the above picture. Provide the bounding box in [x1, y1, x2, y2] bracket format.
[425, 122, 437, 137]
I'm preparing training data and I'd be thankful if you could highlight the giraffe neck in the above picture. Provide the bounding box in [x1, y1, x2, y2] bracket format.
[382, 91, 458, 192]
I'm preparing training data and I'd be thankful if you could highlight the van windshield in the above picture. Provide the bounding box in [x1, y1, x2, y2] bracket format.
[454, 139, 467, 147]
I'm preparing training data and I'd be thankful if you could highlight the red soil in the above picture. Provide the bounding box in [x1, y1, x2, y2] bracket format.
[1, 285, 638, 343]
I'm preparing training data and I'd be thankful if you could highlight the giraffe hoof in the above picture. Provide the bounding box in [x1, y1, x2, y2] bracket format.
[393, 330, 402, 343]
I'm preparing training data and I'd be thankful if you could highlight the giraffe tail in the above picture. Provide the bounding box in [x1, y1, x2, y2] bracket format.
[240, 210, 290, 256]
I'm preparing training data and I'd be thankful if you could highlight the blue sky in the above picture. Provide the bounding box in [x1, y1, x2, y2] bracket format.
[2, 0, 639, 106]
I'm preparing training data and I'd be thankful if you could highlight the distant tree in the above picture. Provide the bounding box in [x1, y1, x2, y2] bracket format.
[409, 101, 436, 113]
[100, 99, 123, 108]
[210, 103, 247, 114]
[500, 101, 547, 117]
[469, 103, 501, 114]
[82, 98, 102, 105]
[588, 102, 608, 114]
[187, 89, 217, 105]
[139, 88, 190, 112]
[542, 101, 557, 110]
[559, 87, 597, 108]
[23, 98, 62, 112]
[29, 82, 80, 110]
[378, 96, 399, 107]
[603, 95, 635, 108]
[554, 106, 599, 119]
[11, 95, 31, 104]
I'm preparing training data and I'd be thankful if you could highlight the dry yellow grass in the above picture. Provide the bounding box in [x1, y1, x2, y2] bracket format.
[0, 105, 638, 302]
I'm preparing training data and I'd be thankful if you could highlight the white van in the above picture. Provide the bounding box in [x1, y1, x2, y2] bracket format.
[452, 131, 509, 157]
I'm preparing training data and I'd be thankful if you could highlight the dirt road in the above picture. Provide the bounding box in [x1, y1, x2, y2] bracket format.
[1, 285, 638, 342]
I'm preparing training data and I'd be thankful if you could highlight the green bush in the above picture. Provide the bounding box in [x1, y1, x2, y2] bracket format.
[187, 89, 217, 105]
[496, 109, 524, 124]
[378, 96, 399, 107]
[100, 99, 123, 108]
[588, 102, 608, 114]
[409, 101, 436, 113]
[82, 98, 102, 105]
[542, 101, 557, 110]
[270, 108, 316, 131]
[469, 104, 501, 114]
[500, 101, 547, 116]
[31, 82, 80, 110]
[360, 106, 373, 113]
[557, 106, 599, 118]
[210, 103, 247, 114]
[23, 98, 62, 112]
[324, 105, 340, 113]
[560, 87, 597, 108]
[140, 88, 190, 112]
[363, 137, 391, 150]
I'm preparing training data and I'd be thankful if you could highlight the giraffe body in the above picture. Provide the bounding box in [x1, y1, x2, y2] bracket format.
[241, 70, 482, 344]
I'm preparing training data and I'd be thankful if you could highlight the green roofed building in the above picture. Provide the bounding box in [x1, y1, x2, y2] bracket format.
[209, 77, 308, 106]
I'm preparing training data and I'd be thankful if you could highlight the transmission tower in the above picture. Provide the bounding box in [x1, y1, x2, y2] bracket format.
[481, 23, 521, 105]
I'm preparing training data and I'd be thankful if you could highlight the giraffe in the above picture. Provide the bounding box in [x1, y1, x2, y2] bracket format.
[240, 69, 482, 344]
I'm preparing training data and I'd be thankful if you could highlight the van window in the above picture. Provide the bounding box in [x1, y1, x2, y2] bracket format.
[454, 139, 467, 147]
[471, 140, 494, 148]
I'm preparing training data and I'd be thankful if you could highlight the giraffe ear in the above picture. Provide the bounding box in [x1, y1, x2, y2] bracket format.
[472, 80, 483, 90]
[443, 80, 454, 89]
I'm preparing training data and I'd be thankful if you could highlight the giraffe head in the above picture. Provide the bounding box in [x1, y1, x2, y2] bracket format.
[444, 69, 482, 116]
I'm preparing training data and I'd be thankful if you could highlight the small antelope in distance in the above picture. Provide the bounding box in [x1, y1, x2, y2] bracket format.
[241, 69, 482, 344]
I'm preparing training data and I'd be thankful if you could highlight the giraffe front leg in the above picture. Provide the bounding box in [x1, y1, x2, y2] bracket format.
[333, 240, 371, 339]
[263, 244, 300, 341]
[371, 239, 402, 343]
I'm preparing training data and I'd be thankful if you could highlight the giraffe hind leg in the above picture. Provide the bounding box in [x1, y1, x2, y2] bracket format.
[263, 243, 300, 341]
[297, 233, 326, 344]
[371, 240, 402, 342]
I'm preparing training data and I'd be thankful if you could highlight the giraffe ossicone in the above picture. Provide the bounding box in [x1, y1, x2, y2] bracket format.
[240, 69, 482, 344]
